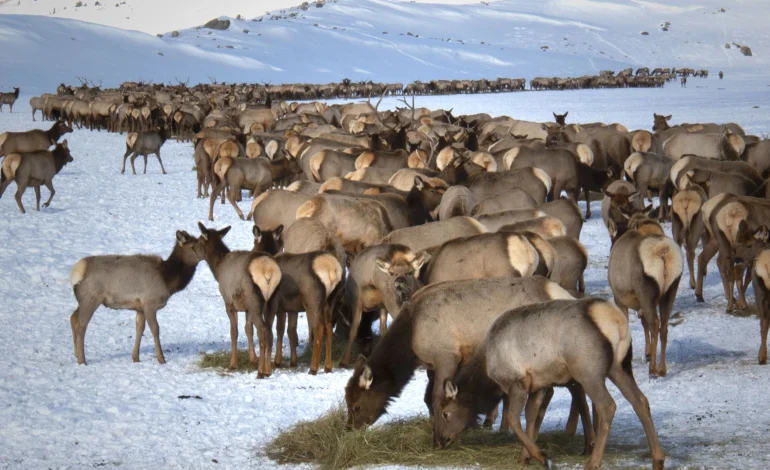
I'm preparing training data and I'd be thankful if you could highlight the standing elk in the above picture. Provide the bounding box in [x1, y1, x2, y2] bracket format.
[121, 127, 171, 175]
[0, 120, 73, 157]
[0, 140, 74, 213]
[0, 87, 20, 113]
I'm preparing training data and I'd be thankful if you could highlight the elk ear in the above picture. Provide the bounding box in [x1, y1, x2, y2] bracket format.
[274, 224, 284, 239]
[197, 222, 209, 239]
[218, 225, 231, 238]
[601, 189, 614, 198]
[563, 111, 568, 118]
[443, 380, 458, 401]
[359, 365, 374, 390]
[755, 225, 770, 243]
[665, 115, 672, 121]
[411, 251, 431, 272]
[540, 124, 548, 131]
[62, 139, 68, 149]
[252, 225, 262, 242]
[375, 257, 392, 274]
[176, 230, 192, 245]
[414, 176, 425, 191]
[607, 219, 618, 239]
[628, 191, 640, 202]
[353, 354, 367, 373]
[553, 112, 558, 119]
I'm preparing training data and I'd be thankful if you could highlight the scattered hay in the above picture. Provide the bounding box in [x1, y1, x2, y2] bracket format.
[265, 404, 640, 469]
[199, 350, 254, 372]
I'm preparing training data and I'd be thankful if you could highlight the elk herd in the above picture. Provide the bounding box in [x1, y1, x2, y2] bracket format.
[1, 69, 768, 469]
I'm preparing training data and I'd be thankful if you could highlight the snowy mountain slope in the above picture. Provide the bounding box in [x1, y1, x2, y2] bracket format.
[1, 0, 768, 93]
[0, 0, 492, 35]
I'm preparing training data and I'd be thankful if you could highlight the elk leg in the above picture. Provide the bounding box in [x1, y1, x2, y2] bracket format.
[144, 307, 166, 364]
[0, 177, 12, 199]
[225, 303, 239, 370]
[261, 302, 275, 377]
[34, 185, 41, 211]
[129, 152, 140, 175]
[583, 186, 592, 219]
[208, 180, 226, 221]
[288, 312, 299, 367]
[324, 306, 334, 373]
[608, 362, 665, 470]
[244, 309, 257, 370]
[696, 237, 717, 302]
[155, 150, 167, 175]
[499, 394, 511, 431]
[580, 379, 617, 470]
[227, 186, 246, 220]
[640, 294, 660, 376]
[273, 306, 285, 367]
[760, 314, 769, 366]
[143, 154, 148, 174]
[309, 314, 324, 376]
[132, 311, 146, 362]
[14, 184, 27, 214]
[121, 146, 132, 174]
[518, 388, 552, 465]
[339, 294, 362, 368]
[567, 383, 595, 455]
[717, 253, 735, 312]
[686, 242, 696, 289]
[248, 297, 271, 378]
[378, 308, 388, 335]
[503, 383, 550, 468]
[566, 398, 580, 436]
[424, 369, 435, 418]
[735, 264, 749, 310]
[482, 400, 499, 429]
[72, 299, 99, 365]
[42, 180, 55, 209]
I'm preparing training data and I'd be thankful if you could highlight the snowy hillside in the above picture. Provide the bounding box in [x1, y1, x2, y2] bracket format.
[1, 0, 769, 92]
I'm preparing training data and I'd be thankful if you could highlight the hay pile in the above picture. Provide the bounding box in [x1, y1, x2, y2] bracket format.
[265, 404, 614, 469]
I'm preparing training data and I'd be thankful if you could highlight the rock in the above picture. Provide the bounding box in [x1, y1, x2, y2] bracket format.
[170, 30, 180, 38]
[641, 31, 649, 36]
[203, 18, 230, 30]
[740, 45, 753, 57]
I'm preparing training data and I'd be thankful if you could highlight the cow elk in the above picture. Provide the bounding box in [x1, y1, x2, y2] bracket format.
[0, 140, 74, 213]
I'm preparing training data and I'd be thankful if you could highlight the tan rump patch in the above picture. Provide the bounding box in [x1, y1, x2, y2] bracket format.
[248, 256, 282, 300]
[502, 147, 520, 170]
[623, 152, 644, 181]
[588, 300, 630, 364]
[506, 234, 538, 277]
[285, 136, 303, 158]
[669, 156, 690, 187]
[464, 217, 489, 234]
[532, 168, 552, 192]
[126, 132, 139, 150]
[672, 190, 702, 230]
[345, 169, 365, 181]
[610, 123, 629, 133]
[219, 140, 239, 159]
[0, 132, 8, 150]
[296, 199, 320, 219]
[355, 151, 375, 170]
[527, 235, 556, 276]
[638, 236, 684, 293]
[70, 259, 88, 287]
[728, 133, 746, 157]
[754, 250, 770, 290]
[2, 153, 22, 180]
[544, 280, 575, 300]
[471, 152, 497, 172]
[141, 107, 150, 119]
[715, 201, 749, 246]
[214, 157, 233, 182]
[265, 140, 279, 160]
[686, 124, 705, 133]
[309, 151, 326, 182]
[436, 147, 456, 171]
[407, 149, 427, 169]
[701, 193, 728, 238]
[203, 138, 218, 159]
[575, 144, 594, 166]
[312, 253, 343, 297]
[246, 141, 262, 159]
[319, 177, 344, 193]
[543, 217, 567, 238]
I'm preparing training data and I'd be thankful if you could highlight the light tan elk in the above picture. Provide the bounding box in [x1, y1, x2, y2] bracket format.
[248, 189, 313, 229]
[194, 223, 282, 378]
[0, 141, 74, 213]
[671, 184, 707, 289]
[470, 189, 537, 217]
[435, 299, 665, 470]
[623, 152, 674, 220]
[121, 127, 171, 175]
[0, 87, 19, 113]
[379, 217, 487, 252]
[0, 120, 72, 157]
[549, 236, 588, 293]
[69, 231, 203, 364]
[609, 220, 683, 376]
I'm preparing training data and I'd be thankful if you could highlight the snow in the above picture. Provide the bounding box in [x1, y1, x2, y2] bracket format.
[1, 78, 770, 468]
[1, 0, 769, 92]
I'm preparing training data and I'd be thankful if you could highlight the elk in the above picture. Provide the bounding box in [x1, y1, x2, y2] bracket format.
[194, 223, 282, 378]
[474, 208, 546, 231]
[601, 180, 645, 242]
[247, 189, 312, 229]
[624, 151, 675, 219]
[608, 222, 683, 376]
[549, 236, 588, 293]
[470, 189, 537, 216]
[663, 130, 746, 161]
[345, 277, 577, 431]
[735, 231, 770, 364]
[436, 299, 665, 470]
[498, 216, 568, 240]
[209, 157, 273, 220]
[121, 127, 171, 175]
[68, 231, 203, 365]
[0, 140, 74, 213]
[467, 167, 552, 203]
[0, 120, 73, 157]
[379, 216, 487, 252]
[671, 185, 707, 289]
[0, 87, 19, 113]
[339, 244, 429, 368]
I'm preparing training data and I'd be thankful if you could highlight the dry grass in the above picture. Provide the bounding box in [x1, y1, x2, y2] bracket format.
[265, 404, 645, 469]
[199, 350, 254, 372]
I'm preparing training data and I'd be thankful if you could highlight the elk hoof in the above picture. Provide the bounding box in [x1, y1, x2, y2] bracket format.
[272, 361, 283, 369]
[339, 360, 351, 369]
[289, 360, 298, 368]
[228, 364, 237, 371]
[162, 171, 167, 175]
[695, 294, 705, 302]
[308, 368, 318, 376]
[257, 372, 266, 379]
[517, 454, 530, 465]
[249, 361, 258, 370]
[157, 357, 166, 365]
[324, 367, 332, 374]
[132, 356, 140, 363]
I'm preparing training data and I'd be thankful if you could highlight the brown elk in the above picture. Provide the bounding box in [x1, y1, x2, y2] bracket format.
[435, 299, 665, 470]
[470, 189, 536, 217]
[209, 156, 273, 220]
[194, 223, 282, 378]
[121, 127, 171, 175]
[623, 152, 675, 220]
[608, 222, 683, 376]
[69, 231, 203, 364]
[345, 277, 575, 430]
[0, 120, 73, 157]
[379, 217, 487, 252]
[0, 87, 19, 113]
[0, 140, 74, 213]
[731, 225, 770, 364]
[247, 189, 312, 229]
[671, 185, 707, 289]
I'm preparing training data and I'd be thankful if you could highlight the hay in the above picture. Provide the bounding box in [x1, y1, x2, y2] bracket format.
[265, 404, 640, 469]
[199, 350, 254, 372]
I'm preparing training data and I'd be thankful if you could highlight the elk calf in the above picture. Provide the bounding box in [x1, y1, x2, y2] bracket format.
[0, 141, 73, 213]
[121, 127, 171, 175]
[69, 231, 202, 364]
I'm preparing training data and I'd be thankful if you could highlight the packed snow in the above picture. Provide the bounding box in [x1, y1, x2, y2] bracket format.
[0, 0, 768, 92]
[1, 76, 770, 469]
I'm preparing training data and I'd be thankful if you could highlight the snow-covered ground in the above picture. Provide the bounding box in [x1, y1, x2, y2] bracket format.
[1, 0, 768, 92]
[1, 78, 770, 469]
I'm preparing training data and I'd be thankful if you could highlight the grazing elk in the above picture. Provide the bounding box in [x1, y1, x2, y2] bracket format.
[0, 140, 74, 213]
[0, 87, 19, 113]
[608, 221, 683, 376]
[121, 127, 171, 175]
[194, 223, 282, 378]
[345, 277, 575, 430]
[69, 231, 202, 364]
[0, 120, 73, 157]
[436, 299, 665, 470]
